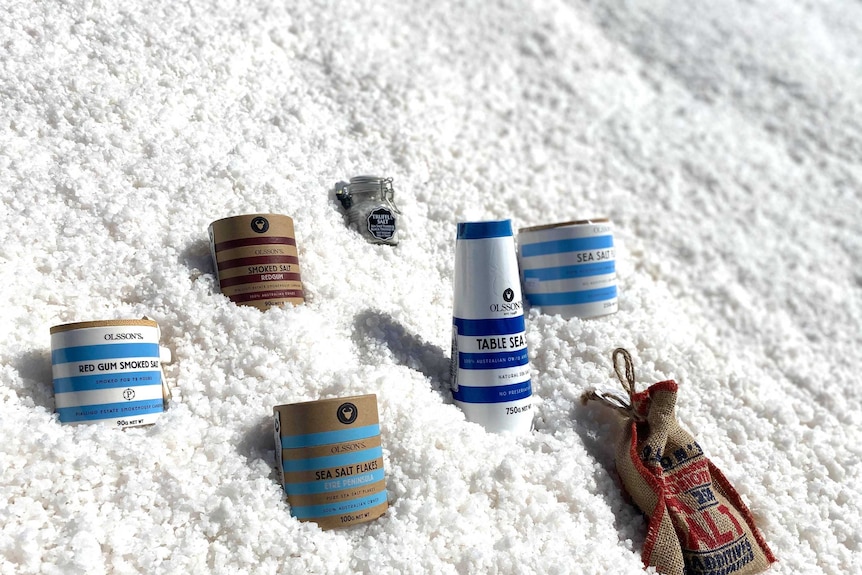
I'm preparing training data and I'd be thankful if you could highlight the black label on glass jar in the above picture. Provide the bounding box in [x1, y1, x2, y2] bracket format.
[367, 207, 396, 240]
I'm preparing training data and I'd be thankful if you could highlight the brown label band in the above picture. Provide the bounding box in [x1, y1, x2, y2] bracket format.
[215, 246, 299, 268]
[281, 435, 382, 462]
[50, 319, 159, 334]
[309, 500, 388, 530]
[282, 456, 384, 485]
[245, 301, 292, 311]
[216, 262, 300, 281]
[274, 395, 379, 437]
[222, 281, 303, 296]
[216, 254, 301, 272]
[218, 272, 303, 289]
[209, 214, 296, 242]
[227, 289, 304, 305]
[287, 478, 386, 509]
[213, 235, 297, 252]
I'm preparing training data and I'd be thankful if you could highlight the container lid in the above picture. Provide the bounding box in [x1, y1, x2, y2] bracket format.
[518, 218, 609, 233]
[50, 318, 159, 334]
[457, 220, 513, 240]
[348, 176, 391, 195]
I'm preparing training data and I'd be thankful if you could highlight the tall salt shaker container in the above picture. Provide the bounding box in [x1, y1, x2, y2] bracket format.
[450, 220, 534, 434]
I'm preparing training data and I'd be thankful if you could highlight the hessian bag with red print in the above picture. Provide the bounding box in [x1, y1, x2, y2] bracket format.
[583, 349, 776, 575]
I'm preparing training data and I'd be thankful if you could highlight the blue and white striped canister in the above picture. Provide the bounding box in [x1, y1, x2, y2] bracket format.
[273, 394, 388, 529]
[518, 219, 618, 319]
[450, 220, 533, 435]
[50, 319, 170, 428]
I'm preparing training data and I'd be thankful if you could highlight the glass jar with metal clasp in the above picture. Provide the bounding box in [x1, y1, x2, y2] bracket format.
[334, 176, 401, 245]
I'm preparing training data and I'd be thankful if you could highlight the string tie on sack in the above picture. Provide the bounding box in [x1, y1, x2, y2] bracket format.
[578, 348, 777, 573]
[582, 347, 646, 422]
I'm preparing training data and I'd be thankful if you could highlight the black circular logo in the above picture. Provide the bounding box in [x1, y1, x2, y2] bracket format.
[503, 288, 515, 302]
[122, 388, 136, 401]
[337, 402, 358, 425]
[251, 216, 270, 234]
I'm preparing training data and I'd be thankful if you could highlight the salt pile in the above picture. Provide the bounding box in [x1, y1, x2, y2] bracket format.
[1, 1, 860, 573]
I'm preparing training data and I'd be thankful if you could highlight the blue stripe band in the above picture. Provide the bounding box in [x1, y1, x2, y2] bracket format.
[56, 399, 164, 423]
[523, 261, 615, 281]
[284, 469, 386, 496]
[289, 490, 388, 520]
[281, 424, 380, 449]
[458, 349, 529, 370]
[51, 343, 160, 365]
[520, 235, 613, 258]
[456, 220, 513, 239]
[453, 316, 525, 336]
[282, 446, 383, 473]
[53, 370, 162, 394]
[526, 286, 618, 306]
[453, 381, 532, 403]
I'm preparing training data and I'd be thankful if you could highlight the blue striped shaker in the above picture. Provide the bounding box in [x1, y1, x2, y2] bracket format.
[450, 220, 533, 434]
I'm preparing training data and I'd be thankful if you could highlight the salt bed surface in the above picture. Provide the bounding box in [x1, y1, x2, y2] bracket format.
[1, 1, 861, 574]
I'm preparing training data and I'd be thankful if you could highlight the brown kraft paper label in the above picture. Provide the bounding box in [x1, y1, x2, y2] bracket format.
[273, 395, 387, 529]
[209, 214, 304, 309]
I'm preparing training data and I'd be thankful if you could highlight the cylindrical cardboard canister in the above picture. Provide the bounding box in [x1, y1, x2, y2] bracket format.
[208, 214, 304, 310]
[450, 220, 533, 435]
[518, 219, 618, 319]
[49, 319, 171, 428]
[273, 394, 388, 529]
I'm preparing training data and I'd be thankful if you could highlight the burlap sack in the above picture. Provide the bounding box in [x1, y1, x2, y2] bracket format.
[584, 349, 776, 575]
